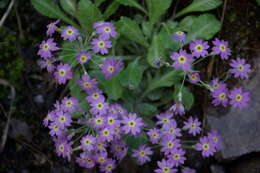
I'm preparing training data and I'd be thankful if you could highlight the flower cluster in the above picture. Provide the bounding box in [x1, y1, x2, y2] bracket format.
[171, 31, 251, 109]
[37, 20, 252, 173]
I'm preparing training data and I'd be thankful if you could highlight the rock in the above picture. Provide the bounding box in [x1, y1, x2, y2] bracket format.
[33, 94, 44, 104]
[229, 156, 260, 173]
[9, 119, 33, 142]
[206, 57, 260, 160]
[210, 164, 226, 173]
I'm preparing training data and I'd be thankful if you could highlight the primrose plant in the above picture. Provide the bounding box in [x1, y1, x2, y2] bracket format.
[33, 0, 251, 172]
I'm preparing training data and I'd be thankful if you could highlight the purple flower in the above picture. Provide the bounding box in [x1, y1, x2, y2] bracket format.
[147, 128, 161, 144]
[188, 72, 200, 84]
[211, 87, 229, 107]
[154, 159, 177, 173]
[43, 111, 55, 127]
[61, 26, 79, 41]
[163, 123, 182, 138]
[100, 127, 114, 142]
[93, 21, 106, 28]
[167, 148, 186, 167]
[54, 63, 73, 84]
[96, 22, 117, 39]
[76, 50, 91, 64]
[160, 135, 181, 154]
[76, 152, 95, 168]
[49, 122, 63, 137]
[210, 78, 227, 93]
[122, 113, 144, 136]
[61, 97, 79, 113]
[46, 20, 60, 36]
[37, 38, 59, 59]
[229, 87, 250, 108]
[100, 159, 116, 173]
[183, 117, 201, 136]
[132, 145, 153, 165]
[86, 88, 105, 103]
[111, 140, 128, 161]
[91, 36, 112, 55]
[229, 58, 251, 79]
[170, 102, 185, 116]
[95, 137, 108, 152]
[94, 151, 108, 165]
[55, 111, 72, 129]
[189, 40, 209, 58]
[101, 57, 124, 79]
[173, 31, 186, 43]
[212, 38, 231, 60]
[92, 115, 106, 129]
[55, 140, 72, 161]
[77, 74, 97, 93]
[106, 114, 120, 128]
[170, 49, 193, 71]
[208, 130, 222, 151]
[195, 136, 216, 158]
[90, 100, 109, 115]
[80, 135, 96, 152]
[156, 112, 174, 129]
[182, 168, 196, 173]
[37, 57, 56, 73]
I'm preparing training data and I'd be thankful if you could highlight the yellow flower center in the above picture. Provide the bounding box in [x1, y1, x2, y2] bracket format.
[108, 118, 114, 124]
[83, 82, 91, 88]
[167, 141, 174, 148]
[98, 41, 105, 48]
[66, 100, 73, 107]
[176, 31, 183, 35]
[59, 69, 66, 76]
[152, 133, 158, 138]
[66, 29, 74, 35]
[129, 121, 136, 127]
[93, 93, 99, 99]
[104, 26, 111, 33]
[97, 103, 104, 109]
[53, 124, 59, 130]
[163, 119, 169, 123]
[163, 167, 170, 173]
[173, 154, 180, 160]
[219, 44, 226, 51]
[202, 144, 210, 150]
[169, 128, 175, 134]
[238, 65, 244, 71]
[236, 95, 243, 102]
[59, 145, 64, 151]
[195, 45, 203, 52]
[106, 164, 113, 170]
[103, 129, 109, 136]
[96, 118, 103, 124]
[219, 93, 226, 100]
[84, 139, 91, 145]
[43, 43, 49, 50]
[46, 60, 52, 65]
[191, 123, 196, 129]
[116, 145, 122, 151]
[213, 137, 218, 143]
[139, 151, 145, 156]
[107, 66, 114, 73]
[87, 159, 93, 163]
[191, 75, 197, 80]
[99, 158, 106, 163]
[59, 116, 66, 122]
[80, 56, 87, 62]
[178, 56, 187, 63]
[213, 83, 219, 89]
[97, 143, 103, 148]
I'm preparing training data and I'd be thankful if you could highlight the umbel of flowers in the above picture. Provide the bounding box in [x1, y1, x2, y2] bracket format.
[38, 20, 251, 173]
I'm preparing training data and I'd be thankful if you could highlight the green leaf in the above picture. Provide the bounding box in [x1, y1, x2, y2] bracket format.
[103, 1, 120, 19]
[176, 0, 222, 18]
[146, 0, 172, 25]
[185, 14, 221, 43]
[119, 59, 145, 89]
[143, 69, 184, 97]
[100, 75, 123, 101]
[173, 85, 194, 110]
[78, 0, 103, 32]
[60, 0, 76, 16]
[31, 0, 76, 26]
[60, 41, 80, 67]
[147, 35, 165, 67]
[178, 15, 197, 32]
[123, 134, 148, 154]
[116, 0, 147, 14]
[257, 0, 260, 5]
[116, 17, 149, 48]
[68, 69, 89, 117]
[136, 103, 157, 116]
[94, 0, 106, 6]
